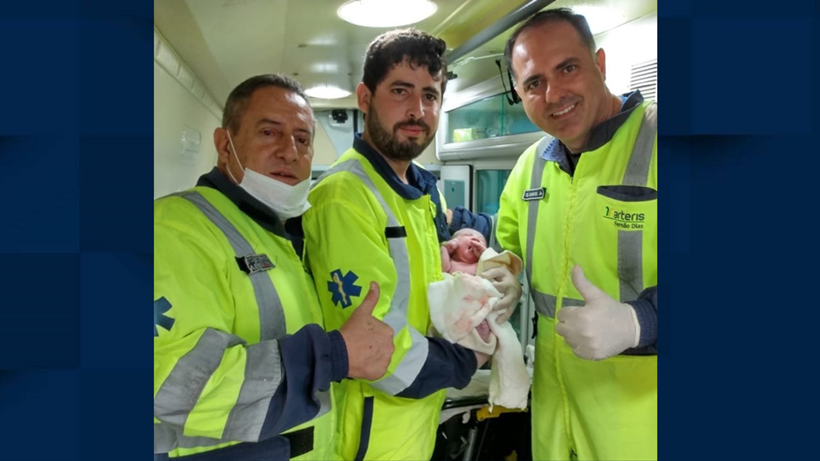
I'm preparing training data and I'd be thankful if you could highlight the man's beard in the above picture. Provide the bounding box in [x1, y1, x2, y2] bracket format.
[366, 104, 435, 161]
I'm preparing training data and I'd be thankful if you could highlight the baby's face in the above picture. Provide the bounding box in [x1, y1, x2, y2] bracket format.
[454, 234, 487, 263]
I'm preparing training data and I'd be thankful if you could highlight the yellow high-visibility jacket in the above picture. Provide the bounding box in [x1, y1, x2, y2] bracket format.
[303, 136, 478, 460]
[497, 96, 658, 460]
[154, 169, 346, 460]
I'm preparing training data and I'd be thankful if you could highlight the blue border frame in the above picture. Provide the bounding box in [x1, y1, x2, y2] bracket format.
[1, 2, 152, 459]
[659, 1, 820, 458]
[1, 1, 819, 459]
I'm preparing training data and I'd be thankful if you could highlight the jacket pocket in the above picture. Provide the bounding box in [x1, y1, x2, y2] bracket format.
[596, 185, 657, 202]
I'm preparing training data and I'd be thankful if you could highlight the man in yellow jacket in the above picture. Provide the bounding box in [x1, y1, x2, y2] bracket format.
[496, 8, 658, 460]
[154, 74, 395, 461]
[302, 29, 523, 460]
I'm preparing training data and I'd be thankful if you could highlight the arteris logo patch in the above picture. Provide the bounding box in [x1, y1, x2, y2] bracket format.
[603, 205, 645, 230]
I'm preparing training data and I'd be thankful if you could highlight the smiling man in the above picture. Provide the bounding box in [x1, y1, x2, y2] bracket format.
[302, 29, 522, 460]
[495, 8, 658, 461]
[154, 74, 395, 461]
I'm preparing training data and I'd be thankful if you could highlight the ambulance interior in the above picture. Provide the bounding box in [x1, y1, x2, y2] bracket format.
[154, 0, 657, 458]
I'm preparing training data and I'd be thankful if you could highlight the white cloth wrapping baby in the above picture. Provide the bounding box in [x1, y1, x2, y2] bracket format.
[428, 249, 529, 409]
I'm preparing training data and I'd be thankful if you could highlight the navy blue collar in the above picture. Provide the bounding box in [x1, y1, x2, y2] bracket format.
[352, 134, 451, 241]
[197, 167, 305, 255]
[353, 134, 440, 200]
[541, 90, 645, 169]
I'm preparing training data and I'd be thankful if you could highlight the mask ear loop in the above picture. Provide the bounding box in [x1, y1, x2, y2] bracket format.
[225, 130, 244, 184]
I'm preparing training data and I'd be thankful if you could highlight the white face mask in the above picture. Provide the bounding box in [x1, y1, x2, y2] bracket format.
[225, 131, 311, 220]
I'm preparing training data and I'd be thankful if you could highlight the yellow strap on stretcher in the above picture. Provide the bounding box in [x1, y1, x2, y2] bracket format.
[476, 405, 528, 421]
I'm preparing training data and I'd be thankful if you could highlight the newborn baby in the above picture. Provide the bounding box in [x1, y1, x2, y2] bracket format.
[441, 228, 487, 276]
[429, 241, 529, 410]
[440, 228, 491, 340]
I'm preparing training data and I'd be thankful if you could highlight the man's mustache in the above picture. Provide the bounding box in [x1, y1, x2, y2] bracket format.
[394, 120, 430, 135]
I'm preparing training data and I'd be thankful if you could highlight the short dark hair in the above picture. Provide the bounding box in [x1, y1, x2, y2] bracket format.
[222, 74, 310, 133]
[504, 8, 596, 81]
[362, 28, 448, 96]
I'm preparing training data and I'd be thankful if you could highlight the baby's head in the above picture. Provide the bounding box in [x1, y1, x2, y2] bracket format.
[453, 228, 486, 245]
[451, 229, 487, 264]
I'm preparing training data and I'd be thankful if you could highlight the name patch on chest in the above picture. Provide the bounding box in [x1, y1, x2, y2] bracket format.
[237, 254, 275, 275]
[522, 188, 546, 201]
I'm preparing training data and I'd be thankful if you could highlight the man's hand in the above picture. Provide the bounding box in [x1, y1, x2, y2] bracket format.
[555, 266, 640, 361]
[480, 266, 522, 324]
[474, 350, 490, 369]
[339, 282, 395, 380]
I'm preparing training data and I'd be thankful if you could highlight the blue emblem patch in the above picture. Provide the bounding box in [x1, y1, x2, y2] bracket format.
[154, 297, 175, 337]
[328, 269, 362, 308]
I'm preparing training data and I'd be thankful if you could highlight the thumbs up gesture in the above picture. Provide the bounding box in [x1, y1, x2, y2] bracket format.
[339, 282, 395, 380]
[555, 265, 641, 361]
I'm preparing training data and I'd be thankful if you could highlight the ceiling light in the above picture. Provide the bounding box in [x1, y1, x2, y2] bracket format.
[304, 85, 352, 100]
[337, 0, 438, 28]
[310, 62, 341, 73]
[573, 6, 626, 35]
[305, 35, 337, 47]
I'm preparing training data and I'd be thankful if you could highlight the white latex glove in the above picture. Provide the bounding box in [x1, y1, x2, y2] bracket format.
[480, 266, 522, 324]
[555, 265, 641, 361]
